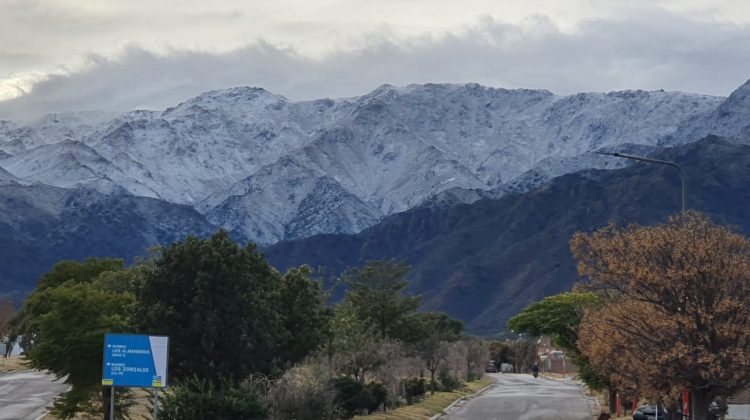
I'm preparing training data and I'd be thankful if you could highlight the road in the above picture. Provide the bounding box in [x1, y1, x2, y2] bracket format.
[442, 373, 596, 420]
[0, 370, 69, 420]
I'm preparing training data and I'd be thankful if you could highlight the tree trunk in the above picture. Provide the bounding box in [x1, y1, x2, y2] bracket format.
[716, 395, 728, 420]
[608, 388, 617, 414]
[691, 390, 713, 420]
[429, 369, 437, 395]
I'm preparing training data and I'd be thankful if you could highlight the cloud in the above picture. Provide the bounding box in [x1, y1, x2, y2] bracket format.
[1, 12, 750, 120]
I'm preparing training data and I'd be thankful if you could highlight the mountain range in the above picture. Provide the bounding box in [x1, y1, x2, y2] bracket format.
[1, 79, 749, 332]
[266, 136, 750, 334]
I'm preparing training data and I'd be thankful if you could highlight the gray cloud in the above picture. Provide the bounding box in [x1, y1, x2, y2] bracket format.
[2, 12, 750, 120]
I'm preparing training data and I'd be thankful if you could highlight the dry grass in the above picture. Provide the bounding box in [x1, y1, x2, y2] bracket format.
[356, 377, 492, 420]
[43, 388, 156, 420]
[0, 355, 29, 372]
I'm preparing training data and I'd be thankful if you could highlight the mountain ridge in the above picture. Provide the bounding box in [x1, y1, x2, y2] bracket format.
[265, 136, 750, 334]
[0, 83, 729, 243]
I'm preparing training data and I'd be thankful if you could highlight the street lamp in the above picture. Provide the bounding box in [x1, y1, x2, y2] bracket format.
[596, 151, 686, 214]
[597, 151, 686, 420]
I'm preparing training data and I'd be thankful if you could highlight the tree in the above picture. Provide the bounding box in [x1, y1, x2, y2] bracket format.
[328, 301, 386, 383]
[277, 266, 332, 368]
[35, 258, 125, 290]
[0, 297, 15, 355]
[341, 260, 420, 340]
[489, 341, 511, 367]
[506, 339, 536, 375]
[16, 259, 134, 419]
[158, 377, 267, 420]
[134, 231, 284, 384]
[572, 212, 750, 420]
[464, 339, 490, 381]
[409, 312, 463, 394]
[508, 292, 610, 393]
[507, 292, 599, 352]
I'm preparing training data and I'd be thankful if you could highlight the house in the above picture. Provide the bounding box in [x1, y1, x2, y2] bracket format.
[536, 336, 577, 375]
[727, 389, 750, 420]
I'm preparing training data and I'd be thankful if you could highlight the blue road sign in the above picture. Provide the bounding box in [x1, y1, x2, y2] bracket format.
[102, 334, 169, 388]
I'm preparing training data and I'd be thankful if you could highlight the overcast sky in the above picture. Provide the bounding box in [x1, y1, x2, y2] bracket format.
[1, 0, 750, 120]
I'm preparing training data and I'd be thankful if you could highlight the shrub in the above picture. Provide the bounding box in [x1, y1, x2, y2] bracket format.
[267, 366, 336, 420]
[363, 382, 387, 413]
[332, 377, 387, 418]
[159, 377, 267, 420]
[438, 369, 463, 392]
[402, 377, 427, 404]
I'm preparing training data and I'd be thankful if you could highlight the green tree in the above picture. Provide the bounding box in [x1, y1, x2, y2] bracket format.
[341, 260, 420, 340]
[35, 258, 125, 290]
[158, 376, 267, 420]
[134, 231, 283, 384]
[507, 292, 598, 351]
[16, 259, 134, 419]
[328, 301, 386, 382]
[277, 266, 332, 367]
[507, 292, 610, 392]
[409, 312, 463, 394]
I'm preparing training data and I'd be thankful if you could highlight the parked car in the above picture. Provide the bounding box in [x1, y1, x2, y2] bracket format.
[632, 405, 666, 420]
[485, 362, 498, 373]
[633, 402, 720, 420]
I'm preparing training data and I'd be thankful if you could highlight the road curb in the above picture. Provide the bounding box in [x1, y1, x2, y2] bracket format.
[430, 381, 495, 420]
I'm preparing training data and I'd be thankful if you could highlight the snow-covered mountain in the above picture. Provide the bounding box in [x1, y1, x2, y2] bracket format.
[0, 82, 738, 243]
[665, 79, 750, 145]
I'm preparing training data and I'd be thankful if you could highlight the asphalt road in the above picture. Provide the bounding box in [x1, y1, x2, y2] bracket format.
[442, 373, 595, 420]
[0, 371, 69, 420]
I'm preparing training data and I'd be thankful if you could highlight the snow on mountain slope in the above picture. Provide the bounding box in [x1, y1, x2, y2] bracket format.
[357, 85, 721, 188]
[665, 79, 750, 145]
[90, 87, 318, 205]
[0, 82, 733, 244]
[0, 112, 114, 155]
[0, 166, 20, 184]
[1, 140, 159, 196]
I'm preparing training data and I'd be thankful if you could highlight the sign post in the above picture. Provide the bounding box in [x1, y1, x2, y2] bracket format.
[102, 334, 169, 419]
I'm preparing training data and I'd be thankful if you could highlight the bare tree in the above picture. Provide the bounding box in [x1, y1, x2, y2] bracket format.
[0, 298, 15, 357]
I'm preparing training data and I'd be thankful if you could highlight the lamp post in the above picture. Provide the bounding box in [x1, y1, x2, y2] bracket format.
[597, 151, 686, 420]
[596, 151, 686, 214]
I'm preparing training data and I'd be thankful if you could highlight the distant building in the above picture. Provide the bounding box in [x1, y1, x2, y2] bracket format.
[727, 389, 750, 420]
[536, 336, 577, 375]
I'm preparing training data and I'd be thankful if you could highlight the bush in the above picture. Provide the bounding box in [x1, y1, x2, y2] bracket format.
[402, 377, 427, 404]
[363, 382, 387, 413]
[159, 377, 267, 420]
[332, 377, 387, 418]
[438, 369, 463, 392]
[267, 366, 336, 420]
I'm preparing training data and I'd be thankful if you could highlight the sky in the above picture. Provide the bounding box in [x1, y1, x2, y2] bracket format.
[1, 0, 750, 120]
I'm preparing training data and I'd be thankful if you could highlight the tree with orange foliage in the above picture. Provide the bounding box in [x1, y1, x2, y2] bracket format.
[572, 212, 750, 420]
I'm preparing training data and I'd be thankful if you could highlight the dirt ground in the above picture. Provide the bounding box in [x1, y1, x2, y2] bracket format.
[0, 355, 28, 372]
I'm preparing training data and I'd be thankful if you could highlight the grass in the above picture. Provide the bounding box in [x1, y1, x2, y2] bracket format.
[0, 355, 29, 372]
[356, 377, 492, 420]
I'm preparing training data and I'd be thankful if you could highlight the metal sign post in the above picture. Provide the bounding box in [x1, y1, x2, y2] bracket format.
[152, 390, 159, 420]
[110, 386, 115, 419]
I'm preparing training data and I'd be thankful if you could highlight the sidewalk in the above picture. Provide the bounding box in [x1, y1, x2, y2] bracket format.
[540, 373, 603, 418]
